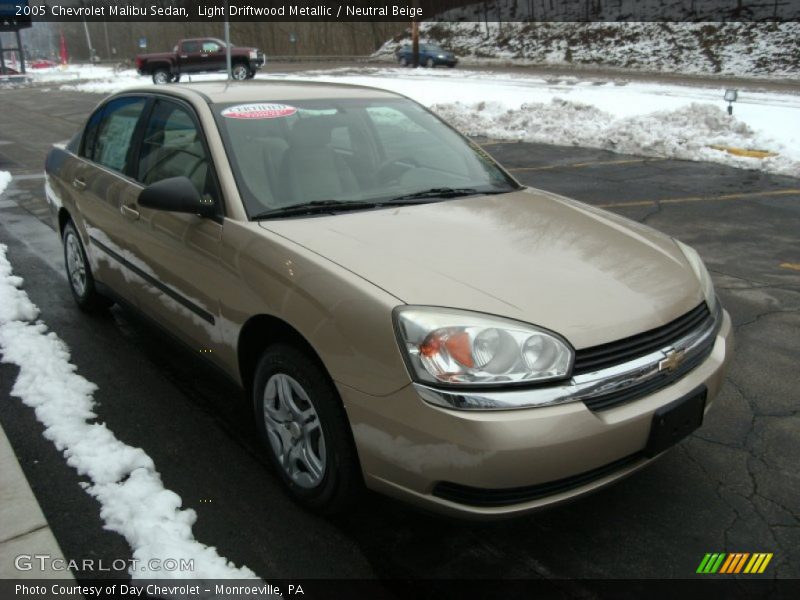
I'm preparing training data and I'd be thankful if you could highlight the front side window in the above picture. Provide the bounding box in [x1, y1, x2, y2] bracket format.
[213, 98, 518, 217]
[202, 41, 221, 53]
[91, 97, 147, 173]
[137, 99, 217, 203]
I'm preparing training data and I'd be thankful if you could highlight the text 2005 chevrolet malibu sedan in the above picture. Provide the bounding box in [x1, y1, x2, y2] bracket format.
[45, 82, 732, 518]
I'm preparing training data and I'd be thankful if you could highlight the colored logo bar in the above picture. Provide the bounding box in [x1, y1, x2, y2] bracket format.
[697, 553, 773, 574]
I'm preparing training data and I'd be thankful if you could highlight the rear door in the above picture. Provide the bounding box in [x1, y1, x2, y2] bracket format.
[125, 97, 226, 360]
[71, 96, 150, 303]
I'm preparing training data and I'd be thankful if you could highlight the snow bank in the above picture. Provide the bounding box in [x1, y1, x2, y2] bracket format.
[0, 171, 10, 196]
[0, 243, 256, 580]
[433, 99, 800, 177]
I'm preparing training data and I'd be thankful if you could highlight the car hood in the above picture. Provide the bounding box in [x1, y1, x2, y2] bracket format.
[258, 188, 704, 350]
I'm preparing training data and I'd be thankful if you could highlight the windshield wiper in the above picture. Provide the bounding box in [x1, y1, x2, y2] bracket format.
[251, 200, 378, 220]
[251, 198, 436, 220]
[389, 187, 512, 202]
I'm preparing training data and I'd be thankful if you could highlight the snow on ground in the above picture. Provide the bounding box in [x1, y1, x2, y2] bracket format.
[0, 219, 255, 579]
[49, 64, 800, 177]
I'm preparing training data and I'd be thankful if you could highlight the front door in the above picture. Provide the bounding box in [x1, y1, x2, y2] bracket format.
[125, 97, 227, 362]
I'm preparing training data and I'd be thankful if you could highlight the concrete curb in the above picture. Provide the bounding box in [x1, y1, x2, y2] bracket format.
[0, 421, 74, 579]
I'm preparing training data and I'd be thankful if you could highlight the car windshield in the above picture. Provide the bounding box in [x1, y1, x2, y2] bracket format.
[213, 97, 519, 219]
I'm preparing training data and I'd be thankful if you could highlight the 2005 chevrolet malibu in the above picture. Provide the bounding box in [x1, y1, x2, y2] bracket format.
[45, 82, 732, 518]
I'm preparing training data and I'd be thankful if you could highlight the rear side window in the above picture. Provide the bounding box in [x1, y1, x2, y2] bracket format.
[182, 40, 200, 53]
[91, 97, 147, 173]
[137, 99, 217, 203]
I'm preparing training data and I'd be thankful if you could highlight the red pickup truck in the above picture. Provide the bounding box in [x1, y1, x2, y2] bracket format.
[135, 38, 265, 84]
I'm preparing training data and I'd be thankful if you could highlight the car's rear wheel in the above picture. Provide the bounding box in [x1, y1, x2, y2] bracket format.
[253, 343, 361, 513]
[62, 221, 112, 312]
[152, 69, 170, 84]
[425, 57, 435, 68]
[231, 63, 250, 81]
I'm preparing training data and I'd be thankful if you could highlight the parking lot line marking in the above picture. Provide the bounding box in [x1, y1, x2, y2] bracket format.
[597, 188, 800, 209]
[779, 262, 800, 271]
[508, 158, 663, 172]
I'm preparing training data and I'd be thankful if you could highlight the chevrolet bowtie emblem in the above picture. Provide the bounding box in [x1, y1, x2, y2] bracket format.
[659, 349, 686, 373]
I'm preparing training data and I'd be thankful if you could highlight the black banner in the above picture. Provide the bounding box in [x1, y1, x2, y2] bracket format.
[3, 0, 800, 23]
[3, 578, 800, 600]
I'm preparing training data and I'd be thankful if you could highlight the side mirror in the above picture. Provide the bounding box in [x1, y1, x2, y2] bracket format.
[138, 176, 216, 217]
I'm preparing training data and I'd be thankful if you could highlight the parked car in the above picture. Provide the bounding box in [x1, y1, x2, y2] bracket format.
[395, 43, 458, 68]
[30, 58, 56, 69]
[135, 38, 265, 84]
[44, 82, 732, 518]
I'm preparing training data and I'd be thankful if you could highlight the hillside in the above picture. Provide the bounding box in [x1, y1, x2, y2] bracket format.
[376, 21, 800, 80]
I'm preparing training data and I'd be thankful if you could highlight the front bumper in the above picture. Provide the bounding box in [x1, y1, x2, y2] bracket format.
[339, 308, 733, 519]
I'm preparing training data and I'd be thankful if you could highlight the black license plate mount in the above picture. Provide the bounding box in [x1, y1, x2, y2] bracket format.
[645, 386, 707, 458]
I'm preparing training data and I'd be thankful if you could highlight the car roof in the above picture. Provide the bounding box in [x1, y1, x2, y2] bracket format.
[116, 80, 405, 104]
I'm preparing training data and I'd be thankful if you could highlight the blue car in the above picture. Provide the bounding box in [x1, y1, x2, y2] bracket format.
[395, 43, 458, 68]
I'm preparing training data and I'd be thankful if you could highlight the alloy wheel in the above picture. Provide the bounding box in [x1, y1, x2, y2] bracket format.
[65, 231, 87, 297]
[262, 373, 327, 489]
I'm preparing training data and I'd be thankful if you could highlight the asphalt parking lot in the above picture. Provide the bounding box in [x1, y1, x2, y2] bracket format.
[0, 83, 798, 582]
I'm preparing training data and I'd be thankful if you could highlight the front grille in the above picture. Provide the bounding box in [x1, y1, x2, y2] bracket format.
[582, 342, 714, 411]
[433, 452, 644, 507]
[573, 302, 711, 375]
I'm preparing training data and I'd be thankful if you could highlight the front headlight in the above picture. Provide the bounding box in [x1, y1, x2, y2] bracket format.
[249, 50, 258, 59]
[675, 240, 717, 313]
[394, 307, 574, 387]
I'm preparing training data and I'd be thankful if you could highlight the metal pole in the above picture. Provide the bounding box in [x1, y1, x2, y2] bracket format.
[82, 18, 93, 61]
[103, 22, 111, 59]
[224, 1, 231, 80]
[0, 35, 6, 73]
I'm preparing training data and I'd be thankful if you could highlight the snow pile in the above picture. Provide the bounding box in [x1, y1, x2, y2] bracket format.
[433, 99, 800, 176]
[0, 241, 255, 580]
[377, 21, 800, 79]
[0, 171, 10, 196]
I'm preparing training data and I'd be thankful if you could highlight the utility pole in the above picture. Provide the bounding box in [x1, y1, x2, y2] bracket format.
[80, 1, 93, 61]
[224, 0, 232, 80]
[411, 0, 420, 68]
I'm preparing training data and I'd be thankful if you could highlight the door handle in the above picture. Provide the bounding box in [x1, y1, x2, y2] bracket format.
[72, 177, 86, 190]
[121, 204, 140, 220]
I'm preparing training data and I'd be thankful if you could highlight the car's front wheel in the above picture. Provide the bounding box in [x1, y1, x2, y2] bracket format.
[62, 221, 112, 312]
[425, 58, 435, 68]
[253, 343, 361, 513]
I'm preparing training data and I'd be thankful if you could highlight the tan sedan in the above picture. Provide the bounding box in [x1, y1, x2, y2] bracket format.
[44, 82, 732, 518]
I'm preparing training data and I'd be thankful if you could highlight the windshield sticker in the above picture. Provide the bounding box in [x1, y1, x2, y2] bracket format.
[221, 103, 297, 119]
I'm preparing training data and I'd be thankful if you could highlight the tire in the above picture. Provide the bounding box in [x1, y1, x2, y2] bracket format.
[253, 343, 362, 514]
[425, 58, 435, 68]
[152, 68, 170, 84]
[62, 221, 112, 312]
[399, 56, 408, 67]
[245, 70, 256, 79]
[231, 63, 250, 81]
